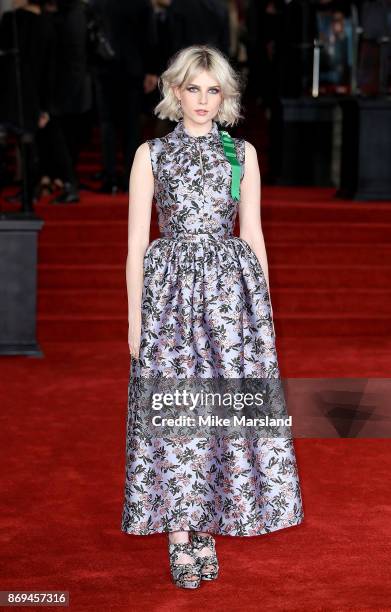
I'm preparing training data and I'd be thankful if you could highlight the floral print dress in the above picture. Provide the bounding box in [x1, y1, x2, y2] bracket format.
[121, 119, 304, 536]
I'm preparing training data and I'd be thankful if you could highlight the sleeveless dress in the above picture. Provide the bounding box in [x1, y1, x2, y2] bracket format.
[121, 118, 304, 536]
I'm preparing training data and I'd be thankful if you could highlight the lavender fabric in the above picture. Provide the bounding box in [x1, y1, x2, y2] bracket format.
[121, 119, 304, 536]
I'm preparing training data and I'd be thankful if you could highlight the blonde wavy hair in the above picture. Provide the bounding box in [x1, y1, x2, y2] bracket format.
[154, 45, 243, 127]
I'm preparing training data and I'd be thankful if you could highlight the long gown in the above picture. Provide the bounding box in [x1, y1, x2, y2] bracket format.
[121, 118, 304, 536]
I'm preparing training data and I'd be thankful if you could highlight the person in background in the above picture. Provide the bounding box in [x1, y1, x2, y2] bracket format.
[166, 0, 230, 57]
[0, 0, 55, 207]
[0, 0, 27, 19]
[151, 0, 173, 75]
[90, 0, 159, 194]
[147, 0, 174, 137]
[225, 0, 244, 64]
[43, 0, 92, 204]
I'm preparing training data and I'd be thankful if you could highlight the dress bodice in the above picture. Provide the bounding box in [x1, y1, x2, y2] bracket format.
[147, 119, 245, 239]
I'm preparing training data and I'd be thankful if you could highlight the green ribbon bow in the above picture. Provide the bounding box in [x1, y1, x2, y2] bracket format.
[219, 130, 241, 201]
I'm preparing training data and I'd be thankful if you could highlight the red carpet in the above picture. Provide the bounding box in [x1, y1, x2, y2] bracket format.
[1, 186, 391, 610]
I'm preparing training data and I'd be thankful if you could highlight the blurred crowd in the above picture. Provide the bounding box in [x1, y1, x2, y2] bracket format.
[0, 0, 388, 206]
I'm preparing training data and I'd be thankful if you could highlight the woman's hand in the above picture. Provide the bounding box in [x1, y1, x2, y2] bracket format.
[38, 112, 50, 129]
[143, 73, 158, 94]
[128, 311, 142, 359]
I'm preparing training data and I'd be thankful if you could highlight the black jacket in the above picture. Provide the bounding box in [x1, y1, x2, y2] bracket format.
[90, 0, 158, 76]
[51, 0, 92, 116]
[166, 0, 230, 58]
[0, 9, 56, 132]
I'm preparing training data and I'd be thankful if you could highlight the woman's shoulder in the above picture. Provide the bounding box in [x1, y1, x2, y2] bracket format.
[234, 138, 256, 155]
[228, 138, 256, 179]
[229, 133, 254, 150]
[145, 134, 170, 147]
[243, 140, 256, 154]
[139, 136, 170, 176]
[143, 135, 169, 163]
[227, 135, 253, 166]
[224, 132, 254, 155]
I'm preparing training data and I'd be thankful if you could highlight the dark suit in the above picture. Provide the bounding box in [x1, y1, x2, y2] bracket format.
[36, 0, 91, 189]
[0, 9, 55, 133]
[167, 0, 230, 57]
[0, 8, 56, 204]
[91, 0, 158, 183]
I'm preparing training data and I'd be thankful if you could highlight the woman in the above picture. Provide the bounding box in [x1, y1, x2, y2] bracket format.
[121, 44, 304, 589]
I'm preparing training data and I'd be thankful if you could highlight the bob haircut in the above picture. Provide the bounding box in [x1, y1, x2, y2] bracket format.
[154, 45, 243, 127]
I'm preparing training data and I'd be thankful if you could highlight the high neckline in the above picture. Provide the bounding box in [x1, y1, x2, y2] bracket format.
[173, 118, 221, 145]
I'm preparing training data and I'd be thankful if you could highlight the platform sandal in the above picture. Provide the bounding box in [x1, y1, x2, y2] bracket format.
[191, 533, 219, 580]
[168, 541, 201, 589]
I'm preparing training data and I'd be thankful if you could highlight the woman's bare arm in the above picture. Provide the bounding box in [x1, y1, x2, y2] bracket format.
[239, 141, 275, 330]
[126, 142, 154, 358]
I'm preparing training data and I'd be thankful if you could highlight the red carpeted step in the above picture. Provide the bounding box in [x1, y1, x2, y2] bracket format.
[38, 289, 128, 315]
[39, 243, 128, 265]
[33, 195, 391, 223]
[39, 219, 391, 244]
[35, 199, 130, 221]
[269, 243, 391, 266]
[263, 222, 391, 244]
[37, 316, 128, 341]
[38, 241, 391, 266]
[37, 287, 391, 317]
[271, 265, 391, 288]
[36, 312, 391, 340]
[40, 220, 128, 243]
[37, 262, 391, 289]
[272, 288, 391, 315]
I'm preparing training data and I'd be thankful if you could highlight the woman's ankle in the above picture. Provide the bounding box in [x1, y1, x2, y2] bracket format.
[169, 531, 190, 545]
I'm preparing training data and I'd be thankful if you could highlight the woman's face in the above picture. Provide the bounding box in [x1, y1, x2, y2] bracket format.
[174, 70, 223, 124]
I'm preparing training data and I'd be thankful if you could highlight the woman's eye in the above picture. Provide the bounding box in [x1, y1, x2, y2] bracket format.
[187, 87, 220, 94]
